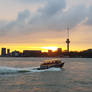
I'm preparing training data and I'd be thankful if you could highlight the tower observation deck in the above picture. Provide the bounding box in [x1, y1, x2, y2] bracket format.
[66, 27, 70, 53]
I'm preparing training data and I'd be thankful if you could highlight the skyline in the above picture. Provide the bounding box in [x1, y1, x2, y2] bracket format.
[1, 47, 92, 58]
[0, 0, 92, 52]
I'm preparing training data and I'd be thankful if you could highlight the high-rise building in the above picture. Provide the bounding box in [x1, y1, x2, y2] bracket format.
[66, 27, 70, 53]
[1, 48, 6, 56]
[7, 49, 10, 55]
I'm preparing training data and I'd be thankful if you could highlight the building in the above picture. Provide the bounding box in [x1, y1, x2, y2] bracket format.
[55, 48, 62, 57]
[48, 50, 53, 54]
[48, 50, 53, 57]
[7, 49, 10, 56]
[1, 48, 6, 56]
[57, 48, 62, 54]
[11, 50, 20, 57]
[23, 50, 42, 57]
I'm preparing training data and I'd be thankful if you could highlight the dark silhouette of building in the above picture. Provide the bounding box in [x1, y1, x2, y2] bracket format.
[7, 49, 10, 55]
[48, 50, 53, 57]
[42, 52, 48, 57]
[23, 50, 42, 57]
[56, 48, 62, 56]
[79, 49, 92, 58]
[48, 50, 52, 53]
[1, 48, 6, 56]
[57, 48, 62, 54]
[11, 50, 20, 57]
[66, 27, 70, 53]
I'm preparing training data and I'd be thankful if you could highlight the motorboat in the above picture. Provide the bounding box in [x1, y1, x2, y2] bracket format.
[37, 59, 64, 70]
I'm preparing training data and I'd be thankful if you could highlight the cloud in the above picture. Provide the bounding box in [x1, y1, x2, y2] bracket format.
[30, 2, 87, 31]
[58, 5, 87, 29]
[39, 0, 66, 17]
[0, 10, 30, 36]
[17, 0, 46, 3]
[7, 9, 30, 28]
[0, 0, 92, 39]
[17, 10, 30, 23]
[85, 6, 92, 25]
[29, 0, 66, 30]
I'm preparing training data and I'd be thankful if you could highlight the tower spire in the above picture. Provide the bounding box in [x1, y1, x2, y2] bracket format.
[67, 26, 69, 39]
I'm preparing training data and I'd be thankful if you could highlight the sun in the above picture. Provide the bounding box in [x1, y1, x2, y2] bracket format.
[42, 47, 58, 51]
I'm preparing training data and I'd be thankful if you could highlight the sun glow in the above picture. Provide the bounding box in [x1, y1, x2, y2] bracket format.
[42, 47, 58, 51]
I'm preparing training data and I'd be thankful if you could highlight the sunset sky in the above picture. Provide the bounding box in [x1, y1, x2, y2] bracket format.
[0, 0, 92, 52]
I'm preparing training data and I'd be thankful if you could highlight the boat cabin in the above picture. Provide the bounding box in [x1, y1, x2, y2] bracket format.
[41, 59, 62, 65]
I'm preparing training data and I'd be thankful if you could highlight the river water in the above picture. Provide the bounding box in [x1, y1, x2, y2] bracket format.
[0, 58, 92, 92]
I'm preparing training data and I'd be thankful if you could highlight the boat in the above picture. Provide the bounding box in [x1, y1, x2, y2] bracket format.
[37, 59, 64, 70]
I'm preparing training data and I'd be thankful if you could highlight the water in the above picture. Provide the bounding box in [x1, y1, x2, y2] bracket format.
[0, 58, 92, 92]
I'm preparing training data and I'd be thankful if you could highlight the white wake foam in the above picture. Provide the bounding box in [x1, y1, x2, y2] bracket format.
[0, 66, 61, 74]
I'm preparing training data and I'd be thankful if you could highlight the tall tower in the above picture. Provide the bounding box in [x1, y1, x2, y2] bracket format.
[66, 27, 70, 53]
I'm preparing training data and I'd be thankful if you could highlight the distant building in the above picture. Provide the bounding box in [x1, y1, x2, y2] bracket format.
[7, 49, 10, 55]
[48, 50, 53, 54]
[56, 48, 62, 57]
[57, 48, 62, 54]
[87, 49, 92, 52]
[23, 50, 42, 57]
[11, 50, 20, 57]
[1, 48, 6, 56]
[48, 50, 53, 57]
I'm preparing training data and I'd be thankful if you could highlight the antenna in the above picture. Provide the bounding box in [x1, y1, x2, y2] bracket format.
[67, 26, 69, 39]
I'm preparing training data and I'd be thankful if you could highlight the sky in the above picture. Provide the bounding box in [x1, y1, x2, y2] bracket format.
[0, 0, 92, 52]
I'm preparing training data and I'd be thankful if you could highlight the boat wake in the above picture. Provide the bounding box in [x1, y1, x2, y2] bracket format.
[0, 66, 61, 74]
